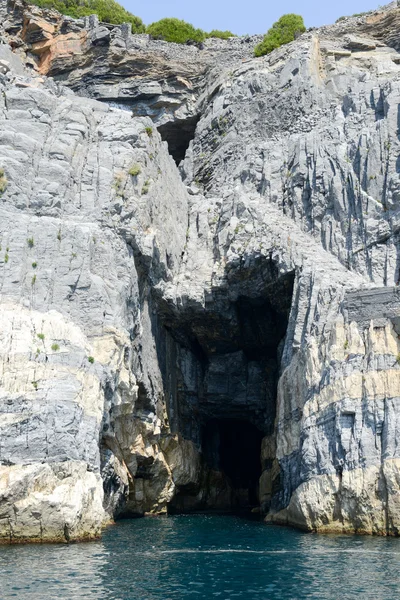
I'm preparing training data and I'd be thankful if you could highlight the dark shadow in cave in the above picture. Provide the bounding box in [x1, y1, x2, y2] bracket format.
[161, 270, 295, 516]
[202, 419, 263, 508]
[157, 115, 199, 164]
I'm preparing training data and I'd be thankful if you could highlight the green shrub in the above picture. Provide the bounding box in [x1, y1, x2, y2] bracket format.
[32, 262, 37, 268]
[145, 126, 153, 137]
[31, 0, 144, 32]
[31, 274, 36, 285]
[336, 12, 367, 22]
[254, 14, 306, 57]
[207, 30, 235, 39]
[27, 237, 34, 248]
[51, 343, 60, 351]
[88, 356, 95, 364]
[37, 333, 45, 340]
[4, 253, 8, 264]
[129, 164, 141, 177]
[147, 18, 206, 44]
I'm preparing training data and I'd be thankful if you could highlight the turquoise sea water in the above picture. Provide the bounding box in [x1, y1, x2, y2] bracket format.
[1, 515, 400, 599]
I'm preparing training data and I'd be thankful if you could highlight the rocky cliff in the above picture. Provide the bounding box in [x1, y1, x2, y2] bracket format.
[2, 0, 400, 541]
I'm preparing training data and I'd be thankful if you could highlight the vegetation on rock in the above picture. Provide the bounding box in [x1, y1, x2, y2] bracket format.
[147, 18, 206, 44]
[147, 19, 236, 44]
[129, 164, 141, 176]
[254, 14, 306, 57]
[207, 30, 235, 39]
[31, 0, 145, 32]
[336, 12, 368, 22]
[29, 1, 237, 43]
[0, 168, 7, 194]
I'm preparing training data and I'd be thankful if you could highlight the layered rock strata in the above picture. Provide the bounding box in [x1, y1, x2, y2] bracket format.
[1, 0, 400, 540]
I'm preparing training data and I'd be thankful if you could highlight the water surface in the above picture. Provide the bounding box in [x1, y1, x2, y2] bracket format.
[1, 514, 400, 599]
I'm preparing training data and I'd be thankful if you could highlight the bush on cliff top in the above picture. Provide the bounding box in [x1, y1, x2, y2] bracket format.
[146, 19, 236, 44]
[254, 14, 306, 57]
[207, 30, 235, 39]
[146, 18, 206, 44]
[31, 0, 145, 33]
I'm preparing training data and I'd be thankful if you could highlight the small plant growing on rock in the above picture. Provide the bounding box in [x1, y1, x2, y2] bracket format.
[0, 168, 7, 194]
[27, 237, 34, 248]
[141, 180, 150, 195]
[113, 172, 125, 196]
[396, 353, 400, 365]
[37, 333, 45, 341]
[145, 126, 153, 137]
[344, 340, 349, 350]
[32, 380, 38, 390]
[32, 262, 37, 269]
[88, 356, 95, 364]
[51, 343, 60, 351]
[31, 274, 36, 285]
[4, 253, 8, 264]
[57, 229, 61, 242]
[129, 164, 141, 177]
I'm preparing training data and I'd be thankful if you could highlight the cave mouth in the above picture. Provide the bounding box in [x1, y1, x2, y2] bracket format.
[203, 418, 263, 509]
[157, 115, 199, 164]
[164, 271, 295, 516]
[168, 418, 264, 515]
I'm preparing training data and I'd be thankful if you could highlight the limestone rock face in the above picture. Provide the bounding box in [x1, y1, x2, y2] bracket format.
[0, 0, 261, 162]
[2, 0, 400, 540]
[0, 38, 190, 540]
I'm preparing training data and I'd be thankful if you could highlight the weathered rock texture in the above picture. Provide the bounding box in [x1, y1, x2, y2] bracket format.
[2, 0, 400, 540]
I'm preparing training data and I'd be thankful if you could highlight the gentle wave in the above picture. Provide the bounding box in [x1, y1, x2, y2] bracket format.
[147, 548, 400, 556]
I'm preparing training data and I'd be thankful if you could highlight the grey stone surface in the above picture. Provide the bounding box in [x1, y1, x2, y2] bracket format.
[2, 0, 400, 539]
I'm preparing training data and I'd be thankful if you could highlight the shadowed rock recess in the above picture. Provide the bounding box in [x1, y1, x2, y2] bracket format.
[3, 0, 400, 542]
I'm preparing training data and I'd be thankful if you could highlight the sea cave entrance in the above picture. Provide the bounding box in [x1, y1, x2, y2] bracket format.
[165, 269, 295, 516]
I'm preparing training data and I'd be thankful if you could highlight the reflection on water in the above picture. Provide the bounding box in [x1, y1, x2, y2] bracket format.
[1, 515, 400, 599]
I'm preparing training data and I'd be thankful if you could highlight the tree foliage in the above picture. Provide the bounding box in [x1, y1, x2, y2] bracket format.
[146, 18, 206, 44]
[254, 14, 306, 57]
[31, 0, 145, 33]
[207, 30, 235, 40]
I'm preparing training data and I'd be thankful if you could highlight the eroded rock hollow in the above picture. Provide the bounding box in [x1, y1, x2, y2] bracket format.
[2, 0, 400, 542]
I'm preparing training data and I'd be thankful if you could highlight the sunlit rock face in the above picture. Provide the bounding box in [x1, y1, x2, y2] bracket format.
[2, 0, 400, 541]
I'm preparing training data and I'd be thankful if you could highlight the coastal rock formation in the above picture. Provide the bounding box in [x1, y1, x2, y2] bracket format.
[1, 0, 400, 540]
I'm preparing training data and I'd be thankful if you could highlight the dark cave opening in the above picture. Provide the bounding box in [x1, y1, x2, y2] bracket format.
[164, 271, 295, 516]
[157, 115, 199, 164]
[202, 419, 263, 508]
